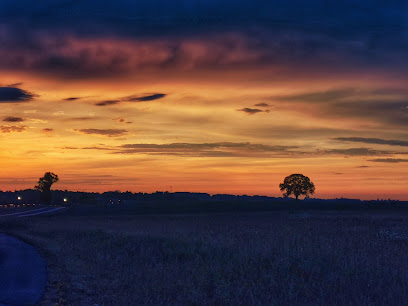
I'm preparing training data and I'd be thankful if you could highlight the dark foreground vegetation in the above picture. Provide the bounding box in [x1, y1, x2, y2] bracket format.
[2, 202, 408, 305]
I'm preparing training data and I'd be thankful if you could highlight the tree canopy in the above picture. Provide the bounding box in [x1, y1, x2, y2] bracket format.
[279, 174, 315, 200]
[35, 172, 59, 204]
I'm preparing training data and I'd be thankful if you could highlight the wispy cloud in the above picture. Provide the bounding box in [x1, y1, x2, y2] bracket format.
[369, 158, 408, 163]
[238, 108, 269, 115]
[74, 128, 128, 137]
[126, 93, 166, 102]
[95, 100, 121, 106]
[96, 94, 166, 106]
[62, 145, 114, 151]
[274, 88, 355, 103]
[0, 125, 27, 133]
[65, 117, 100, 121]
[116, 142, 297, 157]
[254, 103, 270, 107]
[325, 148, 389, 156]
[334, 137, 408, 147]
[272, 87, 408, 127]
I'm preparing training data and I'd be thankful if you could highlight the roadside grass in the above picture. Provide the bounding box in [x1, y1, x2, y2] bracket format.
[2, 209, 408, 305]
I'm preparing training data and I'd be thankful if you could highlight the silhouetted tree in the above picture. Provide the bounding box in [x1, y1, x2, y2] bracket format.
[35, 172, 59, 204]
[279, 174, 315, 200]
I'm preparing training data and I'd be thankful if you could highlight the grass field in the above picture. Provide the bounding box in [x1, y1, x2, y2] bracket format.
[2, 203, 408, 305]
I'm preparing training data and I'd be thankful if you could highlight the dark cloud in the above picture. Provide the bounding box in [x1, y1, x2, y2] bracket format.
[254, 103, 270, 107]
[238, 108, 269, 115]
[95, 100, 121, 106]
[334, 137, 408, 147]
[3, 116, 24, 122]
[96, 94, 166, 106]
[62, 146, 78, 150]
[0, 125, 27, 133]
[42, 128, 53, 132]
[66, 117, 99, 121]
[1, 1, 408, 79]
[0, 87, 35, 103]
[63, 97, 81, 101]
[126, 94, 166, 102]
[62, 145, 115, 151]
[74, 128, 128, 137]
[369, 158, 408, 163]
[325, 148, 388, 156]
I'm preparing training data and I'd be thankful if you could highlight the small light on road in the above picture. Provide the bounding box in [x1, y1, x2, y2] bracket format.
[63, 198, 68, 202]
[17, 196, 22, 200]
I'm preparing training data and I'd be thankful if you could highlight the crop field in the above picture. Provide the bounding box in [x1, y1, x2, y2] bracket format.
[1, 204, 408, 305]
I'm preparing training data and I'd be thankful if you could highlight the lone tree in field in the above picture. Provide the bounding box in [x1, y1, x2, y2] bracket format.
[279, 174, 315, 200]
[35, 172, 59, 204]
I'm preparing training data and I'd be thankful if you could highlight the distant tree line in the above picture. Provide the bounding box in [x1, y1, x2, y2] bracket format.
[31, 171, 315, 204]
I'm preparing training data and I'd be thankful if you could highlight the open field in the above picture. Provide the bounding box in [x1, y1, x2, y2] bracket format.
[2, 203, 408, 305]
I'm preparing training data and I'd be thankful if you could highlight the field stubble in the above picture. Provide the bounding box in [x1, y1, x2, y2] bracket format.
[1, 206, 408, 305]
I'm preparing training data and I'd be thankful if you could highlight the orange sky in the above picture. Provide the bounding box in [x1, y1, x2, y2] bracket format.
[1, 2, 408, 200]
[1, 70, 407, 200]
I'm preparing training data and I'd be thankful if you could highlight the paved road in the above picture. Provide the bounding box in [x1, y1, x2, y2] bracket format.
[0, 206, 66, 218]
[0, 234, 47, 305]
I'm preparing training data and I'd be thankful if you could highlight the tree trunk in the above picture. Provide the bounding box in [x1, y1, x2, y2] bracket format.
[295, 194, 299, 200]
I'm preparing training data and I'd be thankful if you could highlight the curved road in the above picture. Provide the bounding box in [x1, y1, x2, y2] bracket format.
[0, 234, 47, 304]
[0, 206, 66, 218]
[0, 206, 66, 304]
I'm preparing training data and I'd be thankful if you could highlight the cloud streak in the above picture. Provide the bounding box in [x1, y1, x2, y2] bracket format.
[238, 108, 269, 115]
[115, 142, 297, 157]
[126, 94, 166, 102]
[95, 100, 121, 106]
[96, 94, 166, 106]
[369, 158, 408, 163]
[63, 97, 82, 101]
[74, 128, 128, 137]
[274, 88, 356, 103]
[325, 148, 389, 156]
[334, 137, 408, 147]
[254, 103, 270, 107]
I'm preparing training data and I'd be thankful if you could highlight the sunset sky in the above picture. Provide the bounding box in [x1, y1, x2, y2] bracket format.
[1, 1, 408, 199]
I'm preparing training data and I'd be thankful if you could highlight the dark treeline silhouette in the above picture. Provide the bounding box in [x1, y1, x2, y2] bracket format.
[0, 189, 405, 212]
[0, 172, 405, 212]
